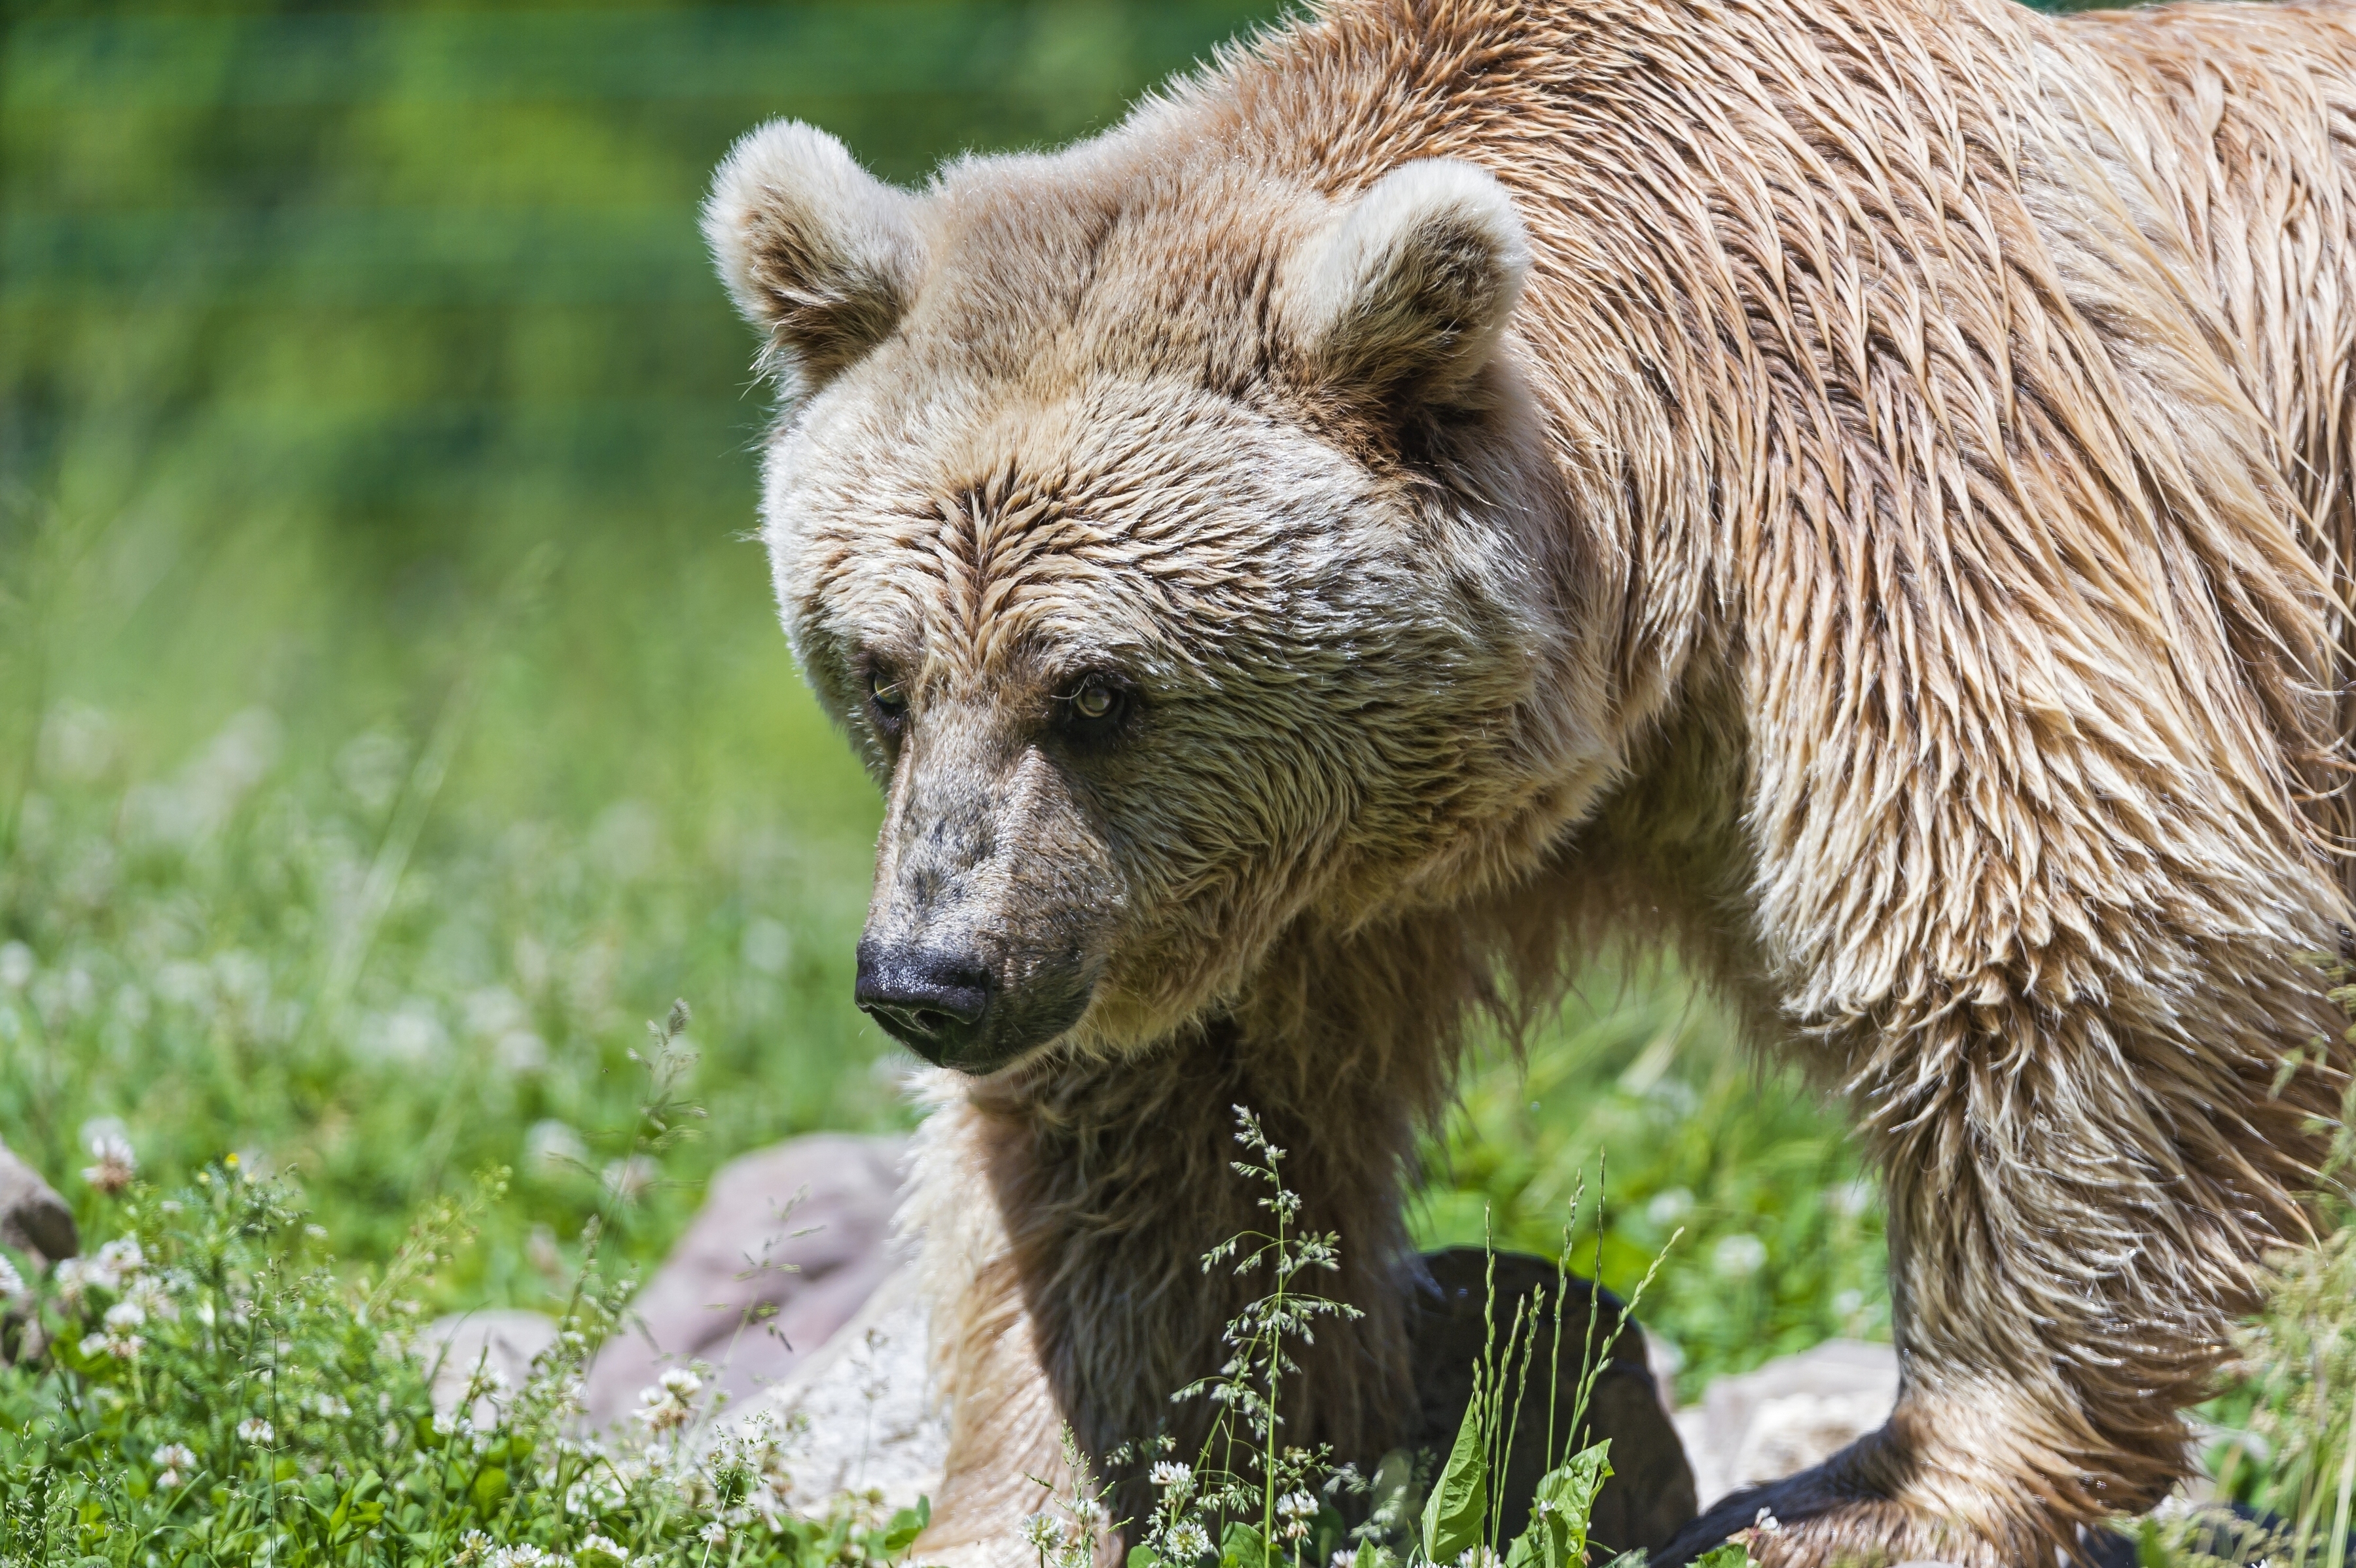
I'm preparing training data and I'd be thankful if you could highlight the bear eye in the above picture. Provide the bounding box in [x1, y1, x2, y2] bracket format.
[1058, 675, 1129, 740]
[867, 668, 908, 728]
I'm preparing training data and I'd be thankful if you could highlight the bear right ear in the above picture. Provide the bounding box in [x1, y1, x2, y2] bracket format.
[1281, 160, 1530, 414]
[704, 122, 923, 395]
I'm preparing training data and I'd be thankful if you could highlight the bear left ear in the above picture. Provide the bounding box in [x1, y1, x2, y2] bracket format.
[704, 120, 925, 396]
[1281, 160, 1531, 414]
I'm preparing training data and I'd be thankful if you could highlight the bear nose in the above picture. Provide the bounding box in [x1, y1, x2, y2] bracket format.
[853, 938, 993, 1066]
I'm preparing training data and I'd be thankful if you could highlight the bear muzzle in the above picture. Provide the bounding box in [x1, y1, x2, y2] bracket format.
[853, 933, 1096, 1073]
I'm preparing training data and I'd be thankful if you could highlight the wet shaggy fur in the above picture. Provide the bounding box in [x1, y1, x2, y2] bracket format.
[703, 0, 2356, 1563]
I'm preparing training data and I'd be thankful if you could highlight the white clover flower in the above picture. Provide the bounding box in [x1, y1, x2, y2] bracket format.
[1022, 1512, 1064, 1552]
[658, 1367, 702, 1399]
[1454, 1549, 1501, 1568]
[1166, 1522, 1213, 1560]
[1149, 1459, 1190, 1489]
[52, 1257, 99, 1306]
[577, 1535, 629, 1566]
[0, 1256, 23, 1299]
[81, 1130, 137, 1196]
[103, 1300, 145, 1332]
[1712, 1233, 1768, 1279]
[123, 1275, 177, 1321]
[1276, 1491, 1318, 1518]
[700, 1521, 728, 1545]
[1072, 1497, 1111, 1531]
[1645, 1187, 1695, 1226]
[151, 1441, 196, 1488]
[488, 1547, 565, 1568]
[96, 1237, 145, 1274]
[82, 1330, 143, 1361]
[236, 1417, 274, 1446]
[313, 1393, 352, 1419]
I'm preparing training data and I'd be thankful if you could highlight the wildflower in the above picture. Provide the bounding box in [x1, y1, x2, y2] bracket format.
[1022, 1512, 1065, 1552]
[123, 1275, 177, 1321]
[81, 1129, 137, 1195]
[313, 1393, 352, 1418]
[103, 1300, 145, 1332]
[700, 1521, 728, 1545]
[1149, 1459, 1190, 1489]
[1712, 1233, 1768, 1279]
[1166, 1522, 1213, 1561]
[577, 1536, 630, 1566]
[1825, 1179, 1874, 1220]
[1276, 1491, 1317, 1518]
[52, 1253, 107, 1306]
[0, 1256, 22, 1300]
[96, 1236, 146, 1277]
[488, 1548, 563, 1568]
[237, 1417, 274, 1446]
[151, 1442, 196, 1489]
[82, 1329, 143, 1360]
[633, 1368, 700, 1434]
[1072, 1496, 1111, 1531]
[1454, 1549, 1501, 1568]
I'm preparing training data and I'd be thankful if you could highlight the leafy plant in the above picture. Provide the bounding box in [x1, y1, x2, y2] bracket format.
[0, 1008, 931, 1568]
[2134, 1049, 2355, 1568]
[1096, 1109, 1747, 1568]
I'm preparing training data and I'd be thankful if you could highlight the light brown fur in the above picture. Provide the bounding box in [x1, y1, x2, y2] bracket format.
[704, 1, 2356, 1563]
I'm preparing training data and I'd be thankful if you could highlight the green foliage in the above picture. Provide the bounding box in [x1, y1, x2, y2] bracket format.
[1107, 1116, 1741, 1568]
[1418, 1395, 1488, 1568]
[2139, 1065, 2356, 1568]
[0, 1157, 926, 1567]
[1416, 980, 1888, 1400]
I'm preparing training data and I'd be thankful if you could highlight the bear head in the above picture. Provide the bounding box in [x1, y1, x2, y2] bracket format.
[707, 120, 1603, 1075]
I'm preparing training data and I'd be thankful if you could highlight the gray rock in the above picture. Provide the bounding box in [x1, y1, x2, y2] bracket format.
[0, 1137, 77, 1266]
[735, 1262, 946, 1512]
[1671, 1339, 1898, 1508]
[418, 1308, 562, 1425]
[582, 1134, 908, 1429]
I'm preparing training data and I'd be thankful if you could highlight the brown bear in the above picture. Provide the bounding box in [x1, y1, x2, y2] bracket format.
[701, 0, 2356, 1562]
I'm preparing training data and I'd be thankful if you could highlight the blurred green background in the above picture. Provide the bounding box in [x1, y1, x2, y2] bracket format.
[0, 0, 1899, 1393]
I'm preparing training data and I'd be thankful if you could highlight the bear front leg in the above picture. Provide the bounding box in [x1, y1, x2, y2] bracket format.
[1656, 984, 2340, 1568]
[899, 1030, 1425, 1568]
[900, 1088, 1099, 1568]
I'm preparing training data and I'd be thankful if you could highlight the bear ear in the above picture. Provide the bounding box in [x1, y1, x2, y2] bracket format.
[1281, 160, 1531, 413]
[704, 121, 924, 395]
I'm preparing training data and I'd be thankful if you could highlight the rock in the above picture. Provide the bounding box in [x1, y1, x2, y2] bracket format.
[1671, 1339, 1898, 1508]
[1406, 1249, 1698, 1556]
[582, 1134, 908, 1429]
[0, 1137, 77, 1266]
[738, 1262, 947, 1512]
[418, 1308, 561, 1425]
